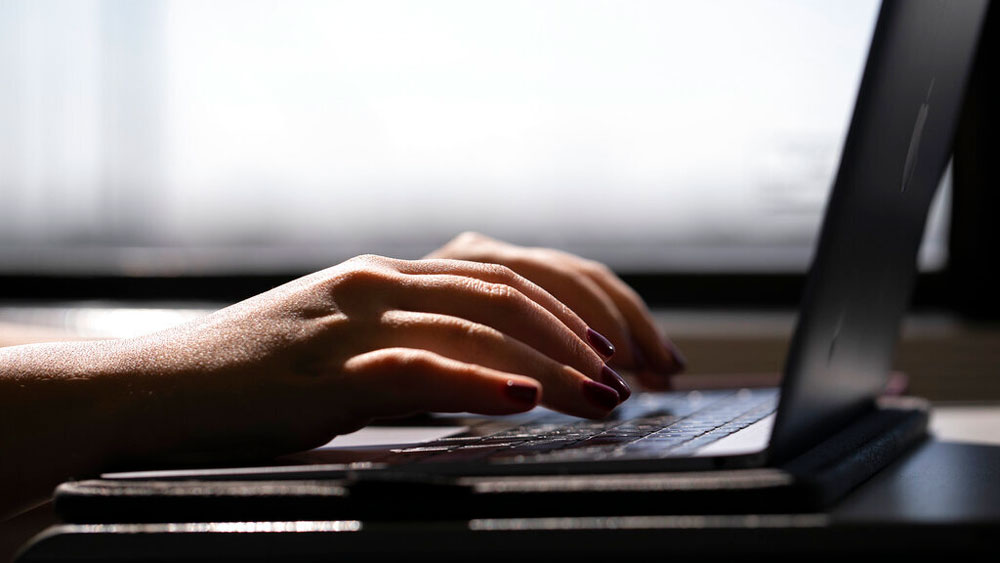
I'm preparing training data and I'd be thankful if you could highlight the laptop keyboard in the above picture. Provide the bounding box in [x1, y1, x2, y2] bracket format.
[381, 389, 778, 466]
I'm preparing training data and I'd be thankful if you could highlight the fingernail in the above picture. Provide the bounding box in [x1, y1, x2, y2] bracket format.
[504, 380, 539, 406]
[663, 338, 687, 374]
[586, 328, 615, 358]
[581, 380, 620, 411]
[630, 336, 647, 371]
[601, 365, 631, 401]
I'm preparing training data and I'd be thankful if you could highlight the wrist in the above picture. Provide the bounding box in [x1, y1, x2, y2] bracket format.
[0, 338, 148, 487]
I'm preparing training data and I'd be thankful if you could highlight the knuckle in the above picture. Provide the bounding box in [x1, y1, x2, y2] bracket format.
[448, 231, 496, 259]
[478, 280, 520, 306]
[337, 266, 384, 287]
[456, 231, 485, 243]
[455, 362, 482, 382]
[435, 315, 471, 337]
[456, 318, 497, 343]
[483, 262, 518, 281]
[347, 253, 387, 265]
[345, 254, 405, 272]
[582, 259, 611, 276]
[329, 265, 398, 298]
[533, 248, 570, 264]
[429, 316, 501, 358]
[373, 348, 433, 373]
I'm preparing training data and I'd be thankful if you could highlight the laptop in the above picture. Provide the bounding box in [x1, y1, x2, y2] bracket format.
[96, 0, 990, 487]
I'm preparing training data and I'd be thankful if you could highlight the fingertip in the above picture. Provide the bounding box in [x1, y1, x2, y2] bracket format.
[629, 335, 647, 371]
[600, 365, 631, 401]
[581, 379, 620, 411]
[639, 334, 686, 376]
[585, 327, 616, 359]
[503, 379, 541, 408]
[664, 337, 687, 373]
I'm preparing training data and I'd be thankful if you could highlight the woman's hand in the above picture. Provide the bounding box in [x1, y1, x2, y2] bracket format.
[104, 253, 632, 465]
[427, 232, 685, 390]
[0, 241, 678, 517]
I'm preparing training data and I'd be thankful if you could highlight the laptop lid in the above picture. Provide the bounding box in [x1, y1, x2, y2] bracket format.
[768, 0, 990, 463]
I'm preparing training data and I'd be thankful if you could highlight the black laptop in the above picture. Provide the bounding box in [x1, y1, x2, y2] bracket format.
[59, 0, 990, 515]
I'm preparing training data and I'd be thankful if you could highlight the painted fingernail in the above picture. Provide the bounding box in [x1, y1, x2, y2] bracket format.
[586, 328, 616, 358]
[504, 380, 539, 406]
[601, 365, 631, 401]
[663, 338, 687, 374]
[582, 380, 620, 411]
[630, 336, 647, 371]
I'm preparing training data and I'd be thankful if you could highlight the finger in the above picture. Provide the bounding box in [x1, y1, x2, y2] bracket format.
[388, 273, 612, 383]
[489, 251, 636, 370]
[340, 347, 617, 420]
[374, 310, 629, 409]
[420, 236, 683, 387]
[579, 260, 686, 387]
[386, 258, 618, 360]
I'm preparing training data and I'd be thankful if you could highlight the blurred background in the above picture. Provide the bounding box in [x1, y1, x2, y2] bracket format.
[4, 0, 956, 277]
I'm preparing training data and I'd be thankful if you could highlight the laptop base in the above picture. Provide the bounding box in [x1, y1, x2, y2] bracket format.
[50, 397, 929, 525]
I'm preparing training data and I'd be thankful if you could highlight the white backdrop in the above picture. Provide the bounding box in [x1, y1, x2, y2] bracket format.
[0, 0, 949, 274]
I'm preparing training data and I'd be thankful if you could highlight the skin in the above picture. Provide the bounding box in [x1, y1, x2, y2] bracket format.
[429, 232, 685, 387]
[0, 233, 684, 520]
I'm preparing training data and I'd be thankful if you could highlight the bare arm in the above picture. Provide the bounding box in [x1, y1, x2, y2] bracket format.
[0, 235, 685, 520]
[0, 338, 154, 519]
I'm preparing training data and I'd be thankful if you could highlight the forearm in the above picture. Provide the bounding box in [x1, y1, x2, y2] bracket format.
[0, 339, 141, 519]
[0, 331, 321, 520]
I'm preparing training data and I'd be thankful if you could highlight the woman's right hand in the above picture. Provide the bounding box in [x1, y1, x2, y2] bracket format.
[114, 254, 630, 463]
[0, 253, 633, 515]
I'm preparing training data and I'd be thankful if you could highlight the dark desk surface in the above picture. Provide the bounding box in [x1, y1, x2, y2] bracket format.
[833, 439, 1000, 525]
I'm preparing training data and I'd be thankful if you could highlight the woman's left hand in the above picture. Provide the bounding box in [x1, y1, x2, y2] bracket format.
[427, 232, 685, 390]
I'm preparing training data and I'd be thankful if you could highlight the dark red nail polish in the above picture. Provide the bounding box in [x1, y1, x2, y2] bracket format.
[504, 381, 539, 406]
[586, 328, 615, 358]
[630, 336, 647, 371]
[663, 338, 687, 374]
[601, 365, 631, 401]
[582, 380, 620, 410]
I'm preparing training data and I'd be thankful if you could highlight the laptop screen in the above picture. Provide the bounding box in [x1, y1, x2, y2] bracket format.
[0, 0, 952, 277]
